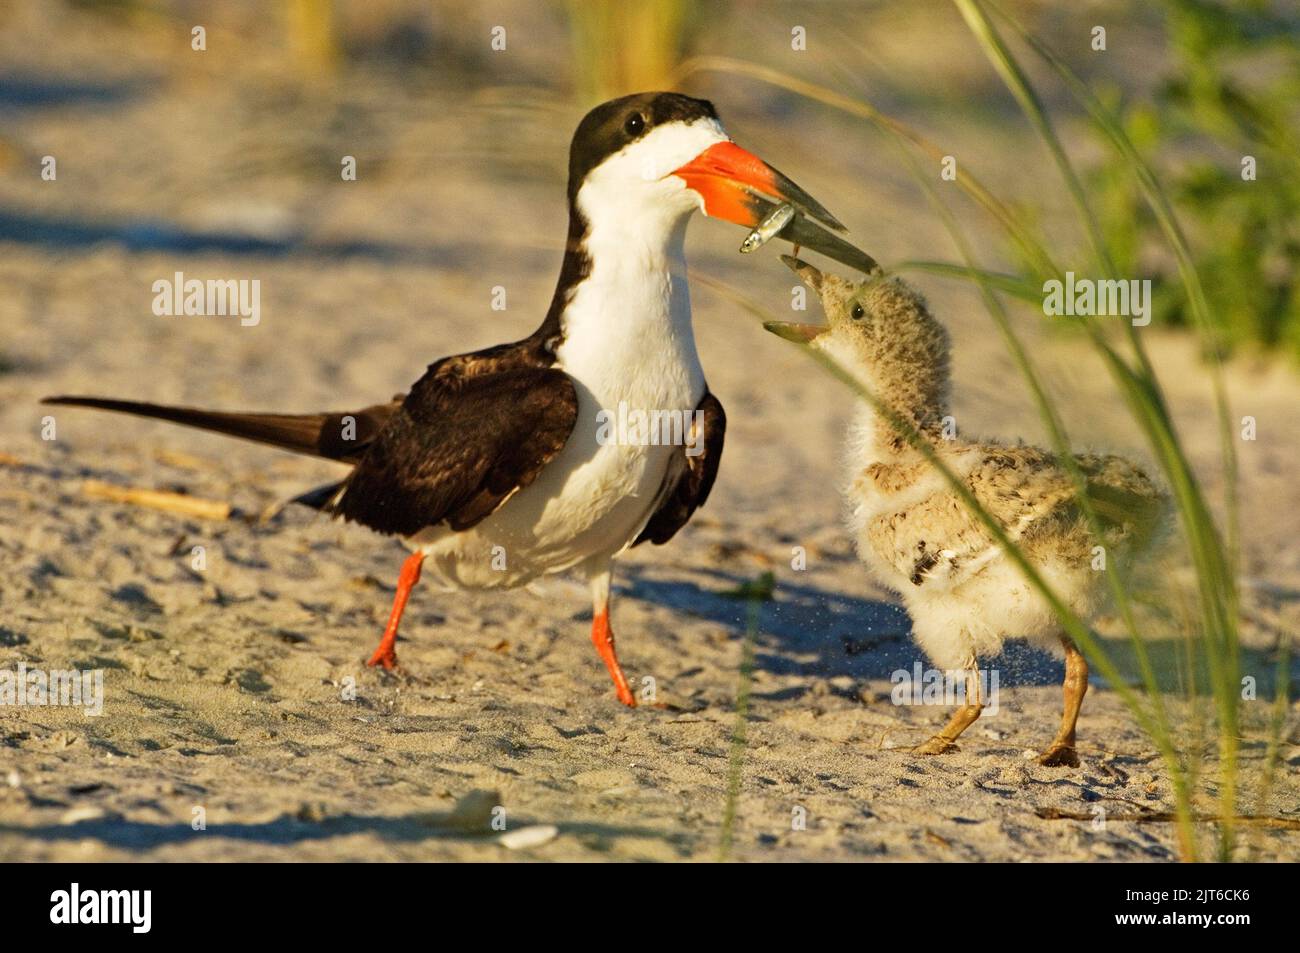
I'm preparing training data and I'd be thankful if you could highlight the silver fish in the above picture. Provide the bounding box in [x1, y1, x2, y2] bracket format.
[739, 202, 796, 254]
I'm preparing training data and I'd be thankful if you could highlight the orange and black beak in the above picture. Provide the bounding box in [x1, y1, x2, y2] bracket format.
[671, 141, 843, 232]
[670, 141, 878, 275]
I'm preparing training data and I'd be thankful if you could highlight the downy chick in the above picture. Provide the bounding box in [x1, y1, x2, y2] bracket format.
[766, 256, 1166, 766]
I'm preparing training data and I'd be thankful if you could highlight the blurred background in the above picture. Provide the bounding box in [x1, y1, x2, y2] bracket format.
[0, 0, 1295, 356]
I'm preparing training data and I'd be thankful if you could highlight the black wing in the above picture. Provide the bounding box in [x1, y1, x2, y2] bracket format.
[331, 351, 578, 537]
[634, 390, 726, 546]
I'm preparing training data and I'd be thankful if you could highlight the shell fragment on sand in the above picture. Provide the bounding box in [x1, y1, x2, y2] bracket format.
[498, 824, 559, 850]
[415, 788, 503, 833]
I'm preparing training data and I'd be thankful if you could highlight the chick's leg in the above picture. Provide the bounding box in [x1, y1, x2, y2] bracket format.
[1039, 638, 1088, 767]
[915, 665, 983, 755]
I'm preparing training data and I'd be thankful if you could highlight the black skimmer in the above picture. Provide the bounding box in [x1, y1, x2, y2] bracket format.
[45, 92, 866, 707]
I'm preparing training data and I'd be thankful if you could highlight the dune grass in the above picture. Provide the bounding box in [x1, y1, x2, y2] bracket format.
[718, 596, 760, 861]
[284, 0, 338, 76]
[676, 1, 1288, 861]
[564, 0, 694, 103]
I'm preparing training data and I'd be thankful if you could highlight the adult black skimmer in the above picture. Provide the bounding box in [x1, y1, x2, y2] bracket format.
[44, 92, 864, 707]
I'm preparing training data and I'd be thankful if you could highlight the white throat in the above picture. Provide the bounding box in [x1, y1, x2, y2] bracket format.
[550, 116, 729, 406]
[554, 177, 706, 414]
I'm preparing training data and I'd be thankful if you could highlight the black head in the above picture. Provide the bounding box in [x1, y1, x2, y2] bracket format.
[567, 92, 719, 196]
[558, 91, 861, 280]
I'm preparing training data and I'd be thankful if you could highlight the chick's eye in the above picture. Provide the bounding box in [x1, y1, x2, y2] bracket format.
[851, 303, 866, 320]
[624, 113, 646, 136]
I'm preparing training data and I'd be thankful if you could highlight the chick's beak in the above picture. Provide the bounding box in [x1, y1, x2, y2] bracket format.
[781, 254, 825, 293]
[762, 320, 826, 344]
[763, 255, 829, 344]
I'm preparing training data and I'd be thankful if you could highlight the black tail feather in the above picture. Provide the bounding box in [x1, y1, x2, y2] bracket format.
[41, 395, 398, 463]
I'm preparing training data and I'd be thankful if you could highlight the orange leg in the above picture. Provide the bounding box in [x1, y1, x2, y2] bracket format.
[591, 606, 636, 707]
[367, 551, 425, 670]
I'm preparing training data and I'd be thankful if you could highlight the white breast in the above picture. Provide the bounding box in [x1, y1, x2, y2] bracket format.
[412, 205, 706, 590]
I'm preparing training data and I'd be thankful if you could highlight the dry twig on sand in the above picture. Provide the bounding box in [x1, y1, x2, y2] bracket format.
[81, 480, 232, 521]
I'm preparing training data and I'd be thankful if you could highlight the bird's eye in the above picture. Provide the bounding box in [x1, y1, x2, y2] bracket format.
[624, 113, 646, 136]
[851, 303, 866, 320]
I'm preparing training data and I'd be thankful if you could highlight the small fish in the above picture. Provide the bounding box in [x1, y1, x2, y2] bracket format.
[739, 202, 796, 254]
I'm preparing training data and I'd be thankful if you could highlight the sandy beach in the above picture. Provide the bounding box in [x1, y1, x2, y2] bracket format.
[0, 1, 1296, 862]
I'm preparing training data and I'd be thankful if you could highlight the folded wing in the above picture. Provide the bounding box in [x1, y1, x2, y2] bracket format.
[331, 354, 578, 537]
[634, 390, 726, 546]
